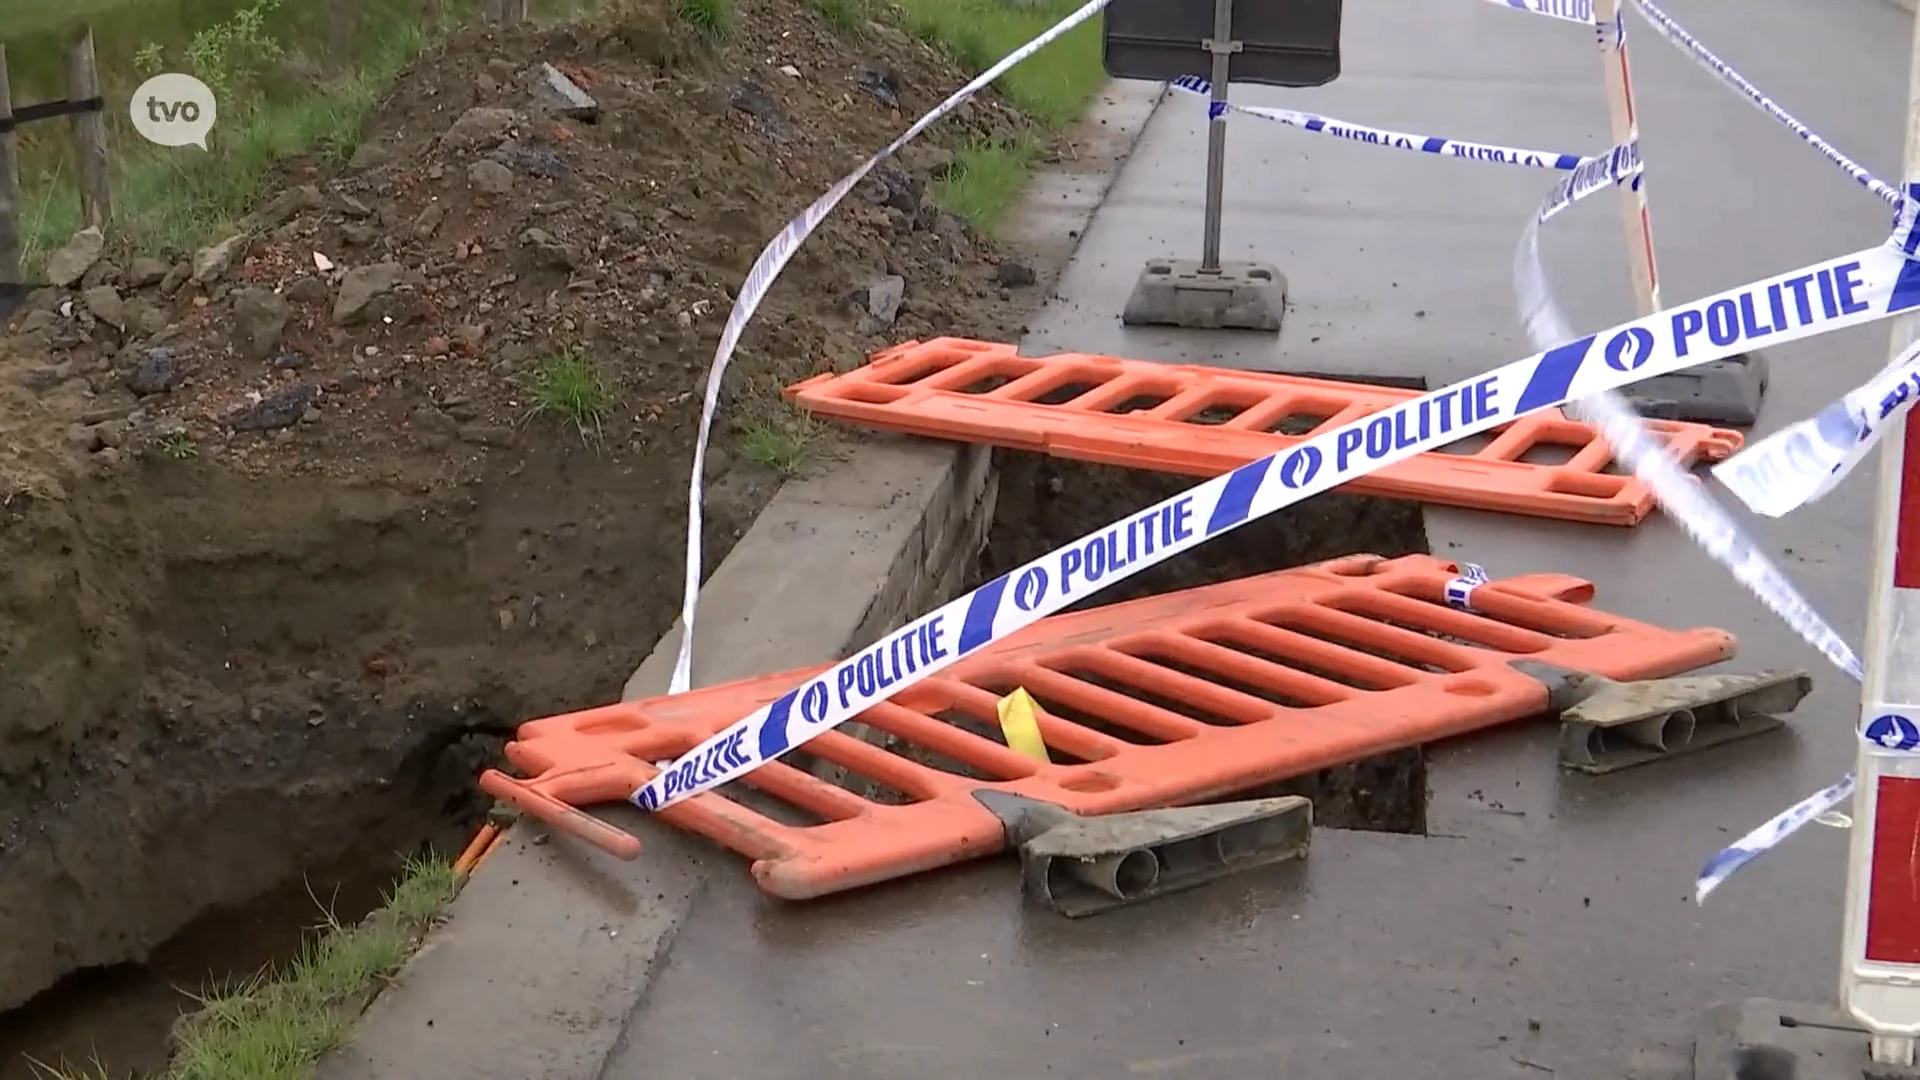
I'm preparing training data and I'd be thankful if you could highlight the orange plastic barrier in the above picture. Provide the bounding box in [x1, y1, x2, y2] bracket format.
[481, 555, 1734, 899]
[784, 337, 1745, 527]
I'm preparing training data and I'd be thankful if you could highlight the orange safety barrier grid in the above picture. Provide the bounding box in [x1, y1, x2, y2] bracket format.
[783, 337, 1745, 527]
[481, 554, 1734, 899]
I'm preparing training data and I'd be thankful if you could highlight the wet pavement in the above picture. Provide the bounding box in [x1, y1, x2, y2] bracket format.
[605, 0, 1914, 1076]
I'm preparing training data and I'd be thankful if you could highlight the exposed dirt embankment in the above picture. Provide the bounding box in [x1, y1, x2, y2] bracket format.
[0, 0, 1059, 1012]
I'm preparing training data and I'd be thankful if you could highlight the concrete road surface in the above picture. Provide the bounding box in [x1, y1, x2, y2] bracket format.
[607, 1, 1915, 1076]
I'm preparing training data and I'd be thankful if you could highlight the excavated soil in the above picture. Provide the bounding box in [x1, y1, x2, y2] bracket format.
[977, 453, 1434, 834]
[0, 0, 1063, 1040]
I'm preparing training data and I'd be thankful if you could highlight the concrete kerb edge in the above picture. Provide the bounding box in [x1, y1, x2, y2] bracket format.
[317, 78, 1169, 1080]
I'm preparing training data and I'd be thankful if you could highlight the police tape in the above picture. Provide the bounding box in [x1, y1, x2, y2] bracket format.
[1168, 76, 1587, 171]
[1564, 390, 1868, 688]
[1594, 0, 1920, 898]
[1715, 337, 1920, 518]
[1516, 141, 1643, 355]
[666, 0, 1112, 695]
[634, 228, 1920, 811]
[1478, 0, 1594, 25]
[1512, 145, 1876, 902]
[1549, 364, 1871, 906]
[1626, 0, 1900, 208]
[1443, 562, 1490, 611]
[1696, 772, 1858, 903]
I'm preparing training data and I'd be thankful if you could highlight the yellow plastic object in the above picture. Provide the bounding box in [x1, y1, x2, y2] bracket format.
[996, 687, 1052, 764]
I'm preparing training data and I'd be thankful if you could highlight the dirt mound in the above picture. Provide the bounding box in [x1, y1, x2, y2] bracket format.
[0, 0, 1053, 1012]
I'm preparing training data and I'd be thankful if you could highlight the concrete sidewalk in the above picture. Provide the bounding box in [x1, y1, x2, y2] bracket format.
[603, 0, 1917, 1077]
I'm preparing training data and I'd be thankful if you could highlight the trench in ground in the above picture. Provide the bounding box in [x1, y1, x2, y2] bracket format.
[762, 441, 1445, 838]
[0, 751, 496, 1080]
[0, 812, 486, 1080]
[0, 442, 699, 1079]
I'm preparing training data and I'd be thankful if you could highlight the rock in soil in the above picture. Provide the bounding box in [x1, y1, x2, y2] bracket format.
[82, 285, 126, 331]
[193, 234, 249, 285]
[231, 287, 293, 361]
[45, 227, 105, 289]
[125, 346, 183, 396]
[332, 262, 403, 324]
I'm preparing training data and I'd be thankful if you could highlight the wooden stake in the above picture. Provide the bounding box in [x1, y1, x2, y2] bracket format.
[0, 44, 21, 289]
[63, 26, 111, 230]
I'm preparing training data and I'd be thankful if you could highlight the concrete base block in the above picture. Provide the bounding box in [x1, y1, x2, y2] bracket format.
[1692, 998, 1920, 1080]
[1121, 258, 1287, 332]
[1625, 349, 1769, 427]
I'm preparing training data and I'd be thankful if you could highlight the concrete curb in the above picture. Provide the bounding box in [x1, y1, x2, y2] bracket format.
[318, 77, 1168, 1080]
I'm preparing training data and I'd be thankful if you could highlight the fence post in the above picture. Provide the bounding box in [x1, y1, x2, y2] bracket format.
[0, 44, 21, 291]
[63, 27, 110, 230]
[1590, 0, 1661, 316]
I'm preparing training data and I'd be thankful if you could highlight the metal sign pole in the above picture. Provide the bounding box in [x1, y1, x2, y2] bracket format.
[1839, 6, 1920, 1059]
[1105, 0, 1339, 334]
[1198, 0, 1239, 273]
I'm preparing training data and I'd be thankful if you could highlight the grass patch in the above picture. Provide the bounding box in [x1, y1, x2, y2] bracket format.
[882, 0, 1105, 231]
[807, 0, 868, 33]
[527, 348, 613, 440]
[18, 3, 451, 271]
[29, 855, 461, 1080]
[733, 392, 823, 474]
[674, 0, 735, 40]
[156, 432, 199, 460]
[888, 0, 1105, 127]
[933, 134, 1040, 234]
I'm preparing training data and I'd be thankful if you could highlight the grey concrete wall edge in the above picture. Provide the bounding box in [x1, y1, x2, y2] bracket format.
[315, 76, 1170, 1080]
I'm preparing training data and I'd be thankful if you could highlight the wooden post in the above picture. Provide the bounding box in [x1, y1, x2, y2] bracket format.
[0, 44, 21, 289]
[480, 0, 526, 23]
[327, 0, 354, 57]
[63, 27, 111, 230]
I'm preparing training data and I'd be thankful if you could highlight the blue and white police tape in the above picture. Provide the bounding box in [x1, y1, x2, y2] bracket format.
[667, 0, 1112, 695]
[635, 228, 1920, 812]
[1168, 76, 1586, 172]
[1478, 0, 1594, 26]
[1567, 390, 1871, 905]
[1443, 563, 1491, 611]
[1695, 772, 1857, 903]
[1511, 155, 1876, 901]
[1538, 141, 1641, 227]
[1723, 713, 1920, 904]
[1715, 336, 1920, 519]
[1516, 141, 1643, 353]
[1626, 0, 1899, 208]
[1563, 390, 1868, 688]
